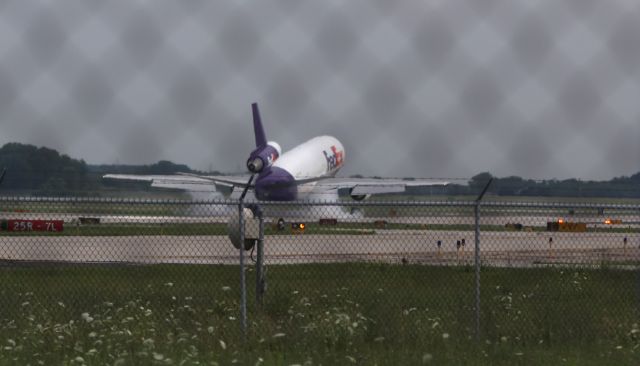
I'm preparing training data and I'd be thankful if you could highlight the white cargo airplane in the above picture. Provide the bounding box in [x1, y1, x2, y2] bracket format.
[104, 103, 447, 201]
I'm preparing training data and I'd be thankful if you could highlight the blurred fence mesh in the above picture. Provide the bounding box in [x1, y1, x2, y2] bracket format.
[0, 197, 638, 362]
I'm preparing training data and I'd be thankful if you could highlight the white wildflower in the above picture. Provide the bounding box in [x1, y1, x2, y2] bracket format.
[442, 333, 450, 339]
[219, 340, 227, 350]
[422, 353, 433, 363]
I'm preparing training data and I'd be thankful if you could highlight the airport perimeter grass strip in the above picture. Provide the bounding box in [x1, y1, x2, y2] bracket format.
[0, 222, 637, 237]
[0, 263, 639, 365]
[0, 223, 377, 236]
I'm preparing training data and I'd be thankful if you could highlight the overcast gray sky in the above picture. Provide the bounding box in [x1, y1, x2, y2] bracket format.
[0, 0, 638, 180]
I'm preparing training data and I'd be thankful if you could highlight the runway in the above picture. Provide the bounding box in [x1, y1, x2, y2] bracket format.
[2, 211, 640, 227]
[0, 230, 638, 267]
[1, 203, 638, 267]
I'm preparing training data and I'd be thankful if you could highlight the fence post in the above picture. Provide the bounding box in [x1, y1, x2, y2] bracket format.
[474, 179, 493, 341]
[256, 205, 265, 308]
[238, 200, 247, 336]
[474, 202, 481, 340]
[236, 175, 255, 337]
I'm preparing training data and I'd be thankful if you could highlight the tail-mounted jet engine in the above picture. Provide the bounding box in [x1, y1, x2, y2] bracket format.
[246, 142, 281, 173]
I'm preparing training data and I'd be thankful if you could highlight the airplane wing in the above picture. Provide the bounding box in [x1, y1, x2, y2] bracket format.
[102, 173, 252, 191]
[309, 177, 449, 195]
[104, 174, 448, 196]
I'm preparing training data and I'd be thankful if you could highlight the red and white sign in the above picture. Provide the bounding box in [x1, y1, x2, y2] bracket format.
[6, 220, 64, 232]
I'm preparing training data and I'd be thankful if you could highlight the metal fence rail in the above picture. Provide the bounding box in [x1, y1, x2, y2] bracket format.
[0, 196, 638, 363]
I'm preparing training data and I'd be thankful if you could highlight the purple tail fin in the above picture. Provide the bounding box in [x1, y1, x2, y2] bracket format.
[252, 103, 267, 148]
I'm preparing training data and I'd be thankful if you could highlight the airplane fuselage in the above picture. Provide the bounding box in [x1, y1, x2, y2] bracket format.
[254, 136, 345, 201]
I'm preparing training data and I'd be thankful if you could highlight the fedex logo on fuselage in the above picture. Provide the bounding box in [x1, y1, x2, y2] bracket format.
[267, 152, 277, 165]
[323, 145, 343, 171]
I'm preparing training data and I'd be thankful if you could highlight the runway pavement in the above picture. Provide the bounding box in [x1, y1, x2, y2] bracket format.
[0, 229, 638, 267]
[2, 211, 639, 228]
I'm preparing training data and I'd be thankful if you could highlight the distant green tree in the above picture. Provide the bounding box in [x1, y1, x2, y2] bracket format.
[146, 160, 191, 174]
[468, 172, 493, 193]
[0, 143, 89, 192]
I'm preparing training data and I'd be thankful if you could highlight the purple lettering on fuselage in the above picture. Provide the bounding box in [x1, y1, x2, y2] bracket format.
[323, 145, 343, 171]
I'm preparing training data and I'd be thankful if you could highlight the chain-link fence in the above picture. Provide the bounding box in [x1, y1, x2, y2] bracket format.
[0, 196, 639, 364]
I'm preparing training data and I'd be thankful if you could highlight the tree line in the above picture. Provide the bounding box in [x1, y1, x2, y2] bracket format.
[0, 143, 201, 194]
[0, 142, 638, 198]
[406, 172, 640, 198]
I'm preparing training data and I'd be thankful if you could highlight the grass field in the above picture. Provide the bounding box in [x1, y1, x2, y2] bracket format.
[0, 222, 377, 237]
[3, 194, 639, 218]
[0, 263, 639, 365]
